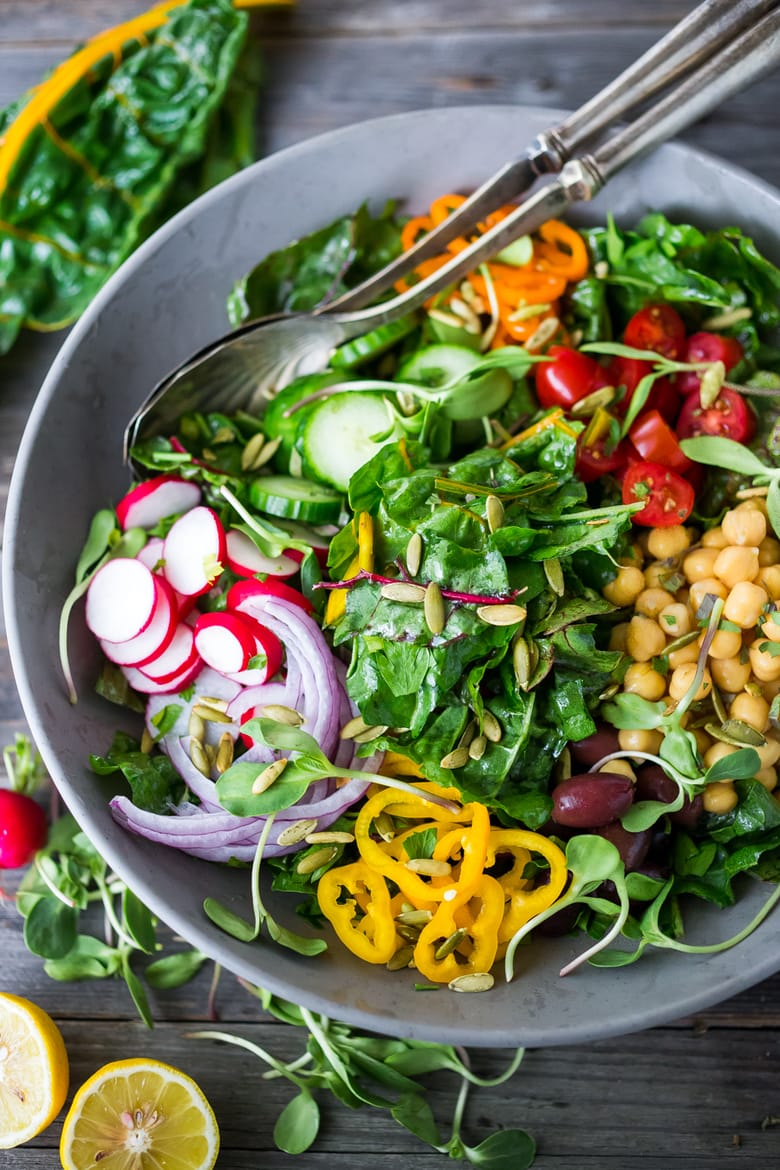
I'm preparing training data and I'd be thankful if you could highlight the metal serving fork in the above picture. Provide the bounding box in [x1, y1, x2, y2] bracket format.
[125, 0, 780, 463]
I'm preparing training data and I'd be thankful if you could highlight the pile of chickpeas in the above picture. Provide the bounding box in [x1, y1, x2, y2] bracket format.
[602, 492, 780, 815]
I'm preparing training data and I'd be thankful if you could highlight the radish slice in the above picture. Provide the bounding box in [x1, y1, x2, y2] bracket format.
[86, 558, 158, 643]
[136, 536, 166, 573]
[116, 475, 201, 531]
[193, 612, 259, 674]
[221, 621, 284, 687]
[162, 506, 226, 597]
[122, 656, 203, 696]
[225, 529, 299, 579]
[141, 623, 199, 684]
[100, 577, 177, 667]
[273, 519, 333, 568]
[226, 576, 313, 615]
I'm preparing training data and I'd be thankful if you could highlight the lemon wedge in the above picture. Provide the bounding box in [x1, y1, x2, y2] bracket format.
[0, 992, 69, 1149]
[59, 1058, 220, 1170]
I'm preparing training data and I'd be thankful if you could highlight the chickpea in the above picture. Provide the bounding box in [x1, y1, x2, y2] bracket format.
[701, 526, 729, 549]
[634, 587, 675, 620]
[721, 507, 767, 548]
[669, 662, 712, 702]
[757, 565, 780, 600]
[760, 612, 780, 643]
[608, 622, 629, 653]
[599, 759, 637, 782]
[691, 727, 713, 757]
[710, 655, 752, 694]
[668, 639, 701, 668]
[618, 728, 663, 756]
[626, 615, 667, 663]
[754, 766, 778, 792]
[644, 561, 677, 591]
[735, 495, 769, 516]
[729, 692, 770, 733]
[758, 536, 780, 567]
[658, 603, 691, 638]
[722, 581, 768, 629]
[623, 661, 667, 701]
[688, 577, 728, 615]
[683, 546, 721, 583]
[761, 677, 780, 703]
[603, 564, 645, 607]
[625, 543, 646, 568]
[704, 741, 740, 770]
[754, 737, 780, 769]
[713, 545, 760, 589]
[702, 781, 738, 814]
[705, 628, 743, 660]
[749, 641, 780, 682]
[647, 525, 691, 560]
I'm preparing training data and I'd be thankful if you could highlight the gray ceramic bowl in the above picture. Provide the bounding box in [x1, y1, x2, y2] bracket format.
[5, 106, 780, 1048]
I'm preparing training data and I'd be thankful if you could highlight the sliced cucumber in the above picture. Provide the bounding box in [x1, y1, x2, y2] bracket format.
[427, 314, 483, 350]
[495, 235, 533, 267]
[262, 372, 344, 472]
[440, 368, 514, 420]
[331, 314, 419, 369]
[248, 474, 343, 523]
[397, 343, 481, 389]
[299, 392, 395, 492]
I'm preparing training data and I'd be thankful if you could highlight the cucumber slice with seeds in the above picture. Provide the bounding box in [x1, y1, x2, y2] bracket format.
[300, 392, 396, 491]
[248, 474, 343, 523]
[397, 343, 481, 388]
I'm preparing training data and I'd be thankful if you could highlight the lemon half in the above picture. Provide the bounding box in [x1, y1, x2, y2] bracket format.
[0, 992, 69, 1149]
[59, 1057, 220, 1170]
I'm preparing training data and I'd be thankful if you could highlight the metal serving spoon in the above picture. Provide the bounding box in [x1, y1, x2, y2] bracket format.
[125, 0, 780, 464]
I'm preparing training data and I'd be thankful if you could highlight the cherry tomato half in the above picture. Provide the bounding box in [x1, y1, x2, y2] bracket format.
[534, 345, 611, 411]
[575, 434, 628, 484]
[606, 356, 680, 422]
[623, 304, 686, 360]
[676, 331, 745, 396]
[628, 410, 693, 475]
[622, 461, 695, 527]
[676, 386, 756, 444]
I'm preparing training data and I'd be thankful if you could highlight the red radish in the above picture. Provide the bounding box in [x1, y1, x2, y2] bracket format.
[0, 790, 48, 869]
[121, 656, 202, 695]
[227, 576, 314, 615]
[162, 506, 226, 597]
[223, 623, 284, 686]
[274, 519, 333, 568]
[141, 623, 199, 684]
[136, 536, 166, 573]
[116, 475, 201, 531]
[86, 558, 158, 643]
[194, 612, 259, 674]
[225, 529, 299, 579]
[100, 576, 177, 667]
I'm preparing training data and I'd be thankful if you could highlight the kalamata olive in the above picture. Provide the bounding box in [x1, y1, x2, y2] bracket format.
[634, 764, 677, 805]
[634, 860, 671, 883]
[551, 773, 634, 828]
[535, 901, 580, 937]
[568, 724, 621, 769]
[595, 821, 652, 871]
[669, 793, 704, 829]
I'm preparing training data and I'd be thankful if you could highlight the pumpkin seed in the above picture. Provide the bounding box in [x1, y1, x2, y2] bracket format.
[476, 603, 527, 626]
[435, 927, 468, 960]
[189, 739, 211, 777]
[701, 306, 753, 330]
[374, 811, 396, 842]
[396, 923, 423, 942]
[263, 704, 304, 726]
[507, 301, 551, 322]
[429, 308, 466, 330]
[557, 744, 572, 782]
[251, 757, 288, 795]
[305, 830, 355, 845]
[711, 683, 729, 726]
[188, 712, 206, 741]
[458, 720, 477, 750]
[405, 857, 452, 877]
[289, 448, 304, 478]
[525, 316, 560, 354]
[543, 556, 565, 597]
[468, 734, 487, 761]
[512, 636, 530, 691]
[140, 728, 154, 755]
[212, 426, 237, 445]
[192, 703, 232, 724]
[406, 532, 423, 577]
[663, 629, 701, 656]
[449, 972, 495, 993]
[381, 581, 427, 603]
[340, 714, 371, 740]
[215, 733, 234, 775]
[439, 746, 469, 769]
[241, 431, 266, 471]
[352, 724, 389, 744]
[482, 710, 502, 744]
[705, 719, 766, 748]
[386, 945, 416, 971]
[485, 494, 504, 534]
[698, 361, 726, 410]
[296, 846, 339, 875]
[196, 695, 229, 712]
[277, 818, 319, 847]
[424, 582, 446, 635]
[569, 385, 616, 418]
[598, 683, 620, 702]
[395, 909, 433, 927]
[250, 434, 282, 471]
[449, 295, 482, 334]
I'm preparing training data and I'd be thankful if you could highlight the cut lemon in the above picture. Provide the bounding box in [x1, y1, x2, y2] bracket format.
[59, 1058, 220, 1170]
[0, 992, 69, 1149]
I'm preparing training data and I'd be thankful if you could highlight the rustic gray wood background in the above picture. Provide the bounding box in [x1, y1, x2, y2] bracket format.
[2, 2, 780, 1166]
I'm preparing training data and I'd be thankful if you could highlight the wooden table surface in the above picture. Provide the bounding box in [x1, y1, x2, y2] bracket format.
[2, 2, 780, 1166]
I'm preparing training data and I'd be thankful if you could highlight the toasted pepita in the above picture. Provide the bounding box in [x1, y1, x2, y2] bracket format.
[525, 316, 560, 353]
[215, 733, 234, 775]
[458, 720, 477, 750]
[188, 712, 206, 741]
[485, 494, 504, 534]
[543, 556, 565, 597]
[468, 734, 487, 761]
[296, 846, 339, 875]
[196, 696, 230, 713]
[512, 636, 530, 691]
[192, 703, 232, 724]
[241, 431, 267, 471]
[339, 714, 371, 740]
[277, 818, 319, 847]
[140, 728, 154, 755]
[305, 830, 355, 845]
[374, 811, 396, 842]
[424, 582, 446, 635]
[387, 945, 416, 971]
[381, 581, 427, 603]
[395, 909, 433, 927]
[352, 724, 389, 744]
[435, 927, 468, 960]
[406, 532, 423, 577]
[405, 857, 452, 877]
[482, 710, 502, 744]
[476, 603, 527, 626]
[251, 757, 288, 795]
[189, 739, 211, 776]
[448, 972, 495, 993]
[439, 746, 469, 769]
[263, 704, 304, 726]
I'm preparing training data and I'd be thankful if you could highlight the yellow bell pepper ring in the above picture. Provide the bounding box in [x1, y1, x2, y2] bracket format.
[317, 861, 398, 964]
[486, 830, 568, 944]
[413, 874, 506, 983]
[431, 802, 491, 910]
